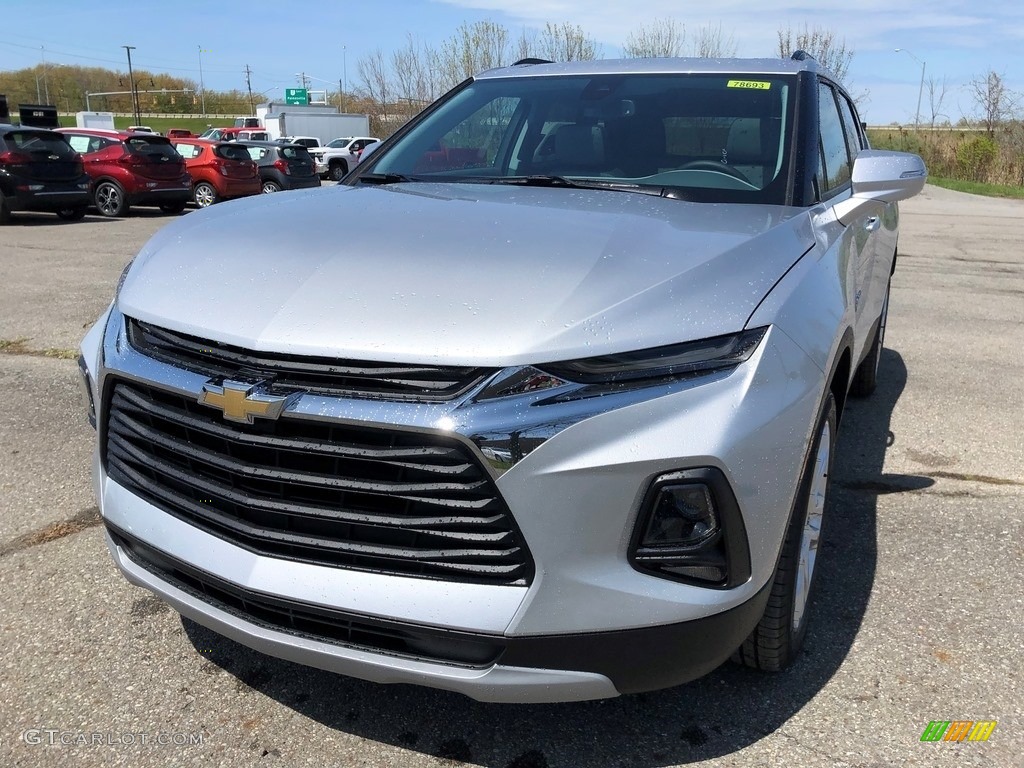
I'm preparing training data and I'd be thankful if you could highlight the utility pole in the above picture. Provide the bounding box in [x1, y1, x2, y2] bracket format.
[122, 45, 141, 126]
[197, 45, 208, 116]
[342, 45, 347, 112]
[244, 64, 255, 114]
[41, 46, 49, 103]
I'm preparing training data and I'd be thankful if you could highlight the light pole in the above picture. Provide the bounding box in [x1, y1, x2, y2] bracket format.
[895, 48, 926, 129]
[197, 45, 210, 116]
[342, 45, 347, 112]
[122, 45, 141, 126]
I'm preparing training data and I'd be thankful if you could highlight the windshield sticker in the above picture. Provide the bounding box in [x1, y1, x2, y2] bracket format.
[727, 80, 771, 90]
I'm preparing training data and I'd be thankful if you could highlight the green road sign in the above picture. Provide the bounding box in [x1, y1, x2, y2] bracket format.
[285, 88, 308, 105]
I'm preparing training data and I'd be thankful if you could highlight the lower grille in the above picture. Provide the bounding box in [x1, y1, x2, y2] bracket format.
[109, 525, 503, 667]
[104, 380, 532, 585]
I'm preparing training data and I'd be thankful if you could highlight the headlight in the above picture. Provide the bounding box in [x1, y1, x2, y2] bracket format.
[539, 327, 766, 385]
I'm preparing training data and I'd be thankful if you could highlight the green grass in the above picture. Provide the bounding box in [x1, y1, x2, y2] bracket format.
[57, 115, 226, 135]
[928, 177, 1024, 200]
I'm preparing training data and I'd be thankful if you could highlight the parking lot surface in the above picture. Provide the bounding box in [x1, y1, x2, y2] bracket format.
[0, 185, 1021, 767]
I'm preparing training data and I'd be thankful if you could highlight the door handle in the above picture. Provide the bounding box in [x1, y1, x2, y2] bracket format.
[864, 217, 880, 232]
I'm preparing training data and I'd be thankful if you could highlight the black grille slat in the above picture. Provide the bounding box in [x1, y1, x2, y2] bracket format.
[104, 380, 532, 585]
[109, 527, 504, 667]
[126, 318, 494, 401]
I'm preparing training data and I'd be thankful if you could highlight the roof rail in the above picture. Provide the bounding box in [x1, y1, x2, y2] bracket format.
[512, 58, 553, 66]
[790, 50, 817, 63]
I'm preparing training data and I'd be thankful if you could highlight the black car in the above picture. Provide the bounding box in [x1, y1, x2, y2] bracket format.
[0, 124, 91, 222]
[236, 141, 320, 193]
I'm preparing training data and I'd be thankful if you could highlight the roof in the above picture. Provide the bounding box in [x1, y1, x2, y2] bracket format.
[476, 55, 827, 81]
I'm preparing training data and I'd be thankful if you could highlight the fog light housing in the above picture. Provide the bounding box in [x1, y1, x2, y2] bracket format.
[630, 468, 750, 588]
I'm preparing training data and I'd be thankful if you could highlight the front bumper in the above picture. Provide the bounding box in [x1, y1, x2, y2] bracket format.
[82, 306, 825, 701]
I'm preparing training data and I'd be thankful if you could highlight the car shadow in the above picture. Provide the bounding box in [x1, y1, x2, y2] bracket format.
[3, 209, 189, 225]
[182, 348, 926, 767]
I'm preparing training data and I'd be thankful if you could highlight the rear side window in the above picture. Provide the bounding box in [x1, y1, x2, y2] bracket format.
[3, 131, 78, 159]
[836, 94, 864, 163]
[817, 82, 851, 195]
[175, 143, 202, 159]
[246, 147, 268, 161]
[215, 144, 253, 162]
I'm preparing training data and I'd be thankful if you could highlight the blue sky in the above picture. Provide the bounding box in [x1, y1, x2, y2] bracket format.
[1, 0, 1019, 125]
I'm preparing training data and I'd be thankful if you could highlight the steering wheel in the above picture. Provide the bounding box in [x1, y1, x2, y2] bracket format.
[677, 160, 751, 183]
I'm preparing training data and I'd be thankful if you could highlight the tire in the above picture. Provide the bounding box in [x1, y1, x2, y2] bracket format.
[329, 161, 348, 182]
[94, 181, 129, 217]
[0, 193, 12, 224]
[56, 206, 87, 221]
[193, 182, 218, 208]
[733, 392, 837, 672]
[159, 200, 188, 214]
[850, 279, 890, 397]
[261, 180, 282, 194]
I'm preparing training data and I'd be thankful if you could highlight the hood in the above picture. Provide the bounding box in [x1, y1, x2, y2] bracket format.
[119, 183, 814, 366]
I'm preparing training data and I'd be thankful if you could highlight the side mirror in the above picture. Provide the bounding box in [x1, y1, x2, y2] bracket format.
[359, 141, 382, 161]
[831, 150, 927, 224]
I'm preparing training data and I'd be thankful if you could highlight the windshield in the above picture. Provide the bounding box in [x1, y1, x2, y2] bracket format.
[364, 73, 796, 204]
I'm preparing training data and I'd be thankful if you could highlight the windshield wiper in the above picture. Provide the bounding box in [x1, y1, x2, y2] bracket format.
[479, 175, 667, 197]
[358, 172, 417, 185]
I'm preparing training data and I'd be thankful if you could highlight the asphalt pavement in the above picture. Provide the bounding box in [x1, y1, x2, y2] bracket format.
[0, 185, 1021, 767]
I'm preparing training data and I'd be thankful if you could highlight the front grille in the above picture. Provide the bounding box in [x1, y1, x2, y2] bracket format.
[126, 317, 493, 402]
[104, 380, 532, 585]
[109, 525, 503, 667]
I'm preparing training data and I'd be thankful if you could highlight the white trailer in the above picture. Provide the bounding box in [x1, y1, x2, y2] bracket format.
[75, 111, 116, 130]
[263, 111, 370, 145]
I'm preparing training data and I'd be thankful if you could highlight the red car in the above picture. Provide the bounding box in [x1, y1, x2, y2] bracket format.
[170, 139, 261, 207]
[57, 128, 192, 216]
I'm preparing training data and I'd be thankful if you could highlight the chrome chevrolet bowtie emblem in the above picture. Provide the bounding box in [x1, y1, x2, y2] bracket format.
[198, 380, 290, 424]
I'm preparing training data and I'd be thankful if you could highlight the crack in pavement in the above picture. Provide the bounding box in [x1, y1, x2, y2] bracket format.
[0, 506, 102, 557]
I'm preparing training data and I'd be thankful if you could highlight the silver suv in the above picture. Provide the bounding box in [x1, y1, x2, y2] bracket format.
[80, 54, 925, 703]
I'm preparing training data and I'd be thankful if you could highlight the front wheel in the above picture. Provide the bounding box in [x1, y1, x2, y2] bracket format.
[329, 162, 348, 181]
[94, 181, 129, 217]
[193, 182, 218, 208]
[56, 206, 87, 221]
[733, 392, 837, 672]
[850, 279, 891, 397]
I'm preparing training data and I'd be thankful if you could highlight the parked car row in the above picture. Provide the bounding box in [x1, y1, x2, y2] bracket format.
[0, 124, 322, 223]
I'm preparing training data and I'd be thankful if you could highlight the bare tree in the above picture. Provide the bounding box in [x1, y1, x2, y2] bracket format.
[968, 70, 1019, 133]
[531, 22, 602, 62]
[776, 25, 854, 86]
[924, 75, 950, 128]
[437, 21, 511, 91]
[357, 48, 392, 128]
[623, 18, 685, 58]
[391, 35, 440, 119]
[690, 23, 737, 58]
